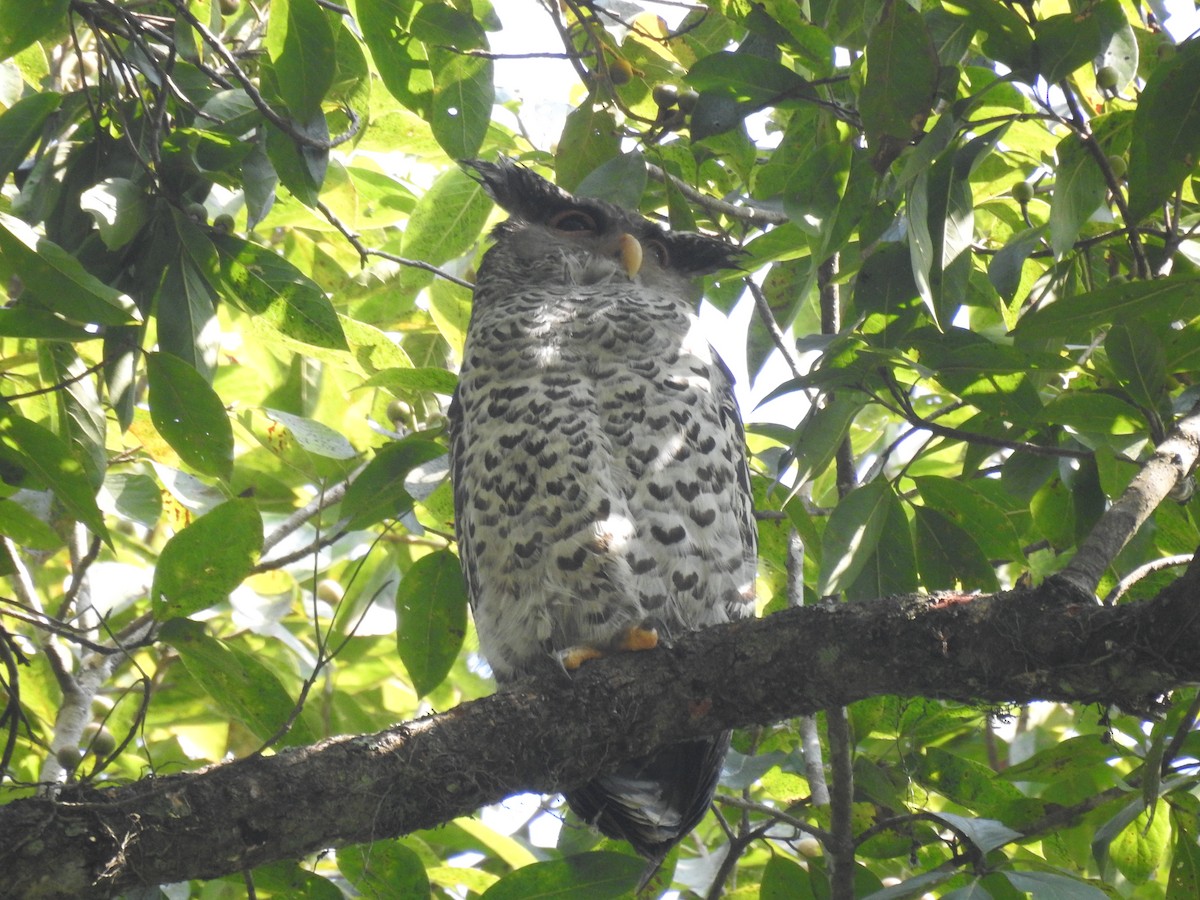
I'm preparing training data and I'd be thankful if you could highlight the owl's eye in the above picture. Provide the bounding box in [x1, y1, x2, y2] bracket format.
[644, 239, 670, 267]
[549, 209, 598, 233]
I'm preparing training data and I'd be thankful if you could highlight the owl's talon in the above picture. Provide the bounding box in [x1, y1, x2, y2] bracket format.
[559, 645, 605, 671]
[618, 625, 659, 652]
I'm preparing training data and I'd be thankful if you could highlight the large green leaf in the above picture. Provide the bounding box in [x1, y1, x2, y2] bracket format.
[913, 507, 999, 593]
[160, 618, 316, 746]
[859, 0, 938, 166]
[0, 212, 140, 326]
[266, 0, 335, 121]
[387, 166, 492, 306]
[1127, 38, 1200, 221]
[1014, 275, 1200, 337]
[151, 498, 263, 619]
[395, 549, 468, 697]
[338, 841, 430, 898]
[146, 352, 234, 480]
[0, 406, 110, 544]
[1049, 133, 1107, 259]
[211, 233, 348, 350]
[0, 0, 68, 61]
[340, 438, 446, 531]
[817, 480, 896, 597]
[0, 91, 61, 181]
[354, 0, 432, 115]
[480, 853, 644, 900]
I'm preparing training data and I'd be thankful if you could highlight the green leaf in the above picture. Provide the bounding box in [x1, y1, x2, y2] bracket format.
[0, 307, 92, 341]
[396, 549, 468, 697]
[355, 0, 431, 116]
[555, 107, 621, 192]
[98, 472, 163, 529]
[817, 481, 895, 597]
[0, 497, 62, 551]
[1105, 320, 1166, 411]
[146, 352, 234, 480]
[155, 255, 220, 381]
[761, 854, 816, 900]
[151, 498, 263, 619]
[1049, 134, 1107, 259]
[428, 17, 493, 159]
[390, 166, 492, 306]
[1169, 817, 1200, 899]
[788, 393, 861, 489]
[0, 212, 140, 326]
[914, 475, 1024, 564]
[340, 439, 446, 531]
[338, 841, 430, 898]
[358, 367, 459, 396]
[79, 177, 151, 251]
[1127, 38, 1200, 221]
[266, 0, 335, 121]
[1109, 799, 1170, 884]
[0, 0, 68, 62]
[913, 506, 999, 592]
[848, 489, 919, 600]
[0, 91, 61, 181]
[160, 618, 315, 746]
[988, 225, 1046, 302]
[264, 111, 329, 206]
[1032, 12, 1104, 84]
[685, 51, 815, 106]
[575, 152, 647, 211]
[211, 233, 348, 350]
[859, 0, 938, 163]
[1041, 392, 1143, 436]
[0, 406, 110, 544]
[1014, 274, 1200, 337]
[940, 0, 1033, 76]
[261, 408, 358, 460]
[1004, 871, 1109, 900]
[480, 852, 644, 900]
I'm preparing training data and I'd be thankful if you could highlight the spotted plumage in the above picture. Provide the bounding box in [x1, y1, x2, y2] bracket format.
[448, 158, 757, 862]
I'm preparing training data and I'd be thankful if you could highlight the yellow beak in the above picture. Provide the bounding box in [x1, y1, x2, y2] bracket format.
[618, 233, 643, 277]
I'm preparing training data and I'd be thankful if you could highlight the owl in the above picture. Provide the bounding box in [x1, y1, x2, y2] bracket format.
[448, 157, 757, 864]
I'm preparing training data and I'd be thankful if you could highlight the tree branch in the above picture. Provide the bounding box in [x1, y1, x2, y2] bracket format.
[4, 573, 1198, 898]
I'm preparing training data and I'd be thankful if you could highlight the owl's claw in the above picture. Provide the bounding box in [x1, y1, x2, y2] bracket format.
[558, 646, 605, 671]
[558, 625, 659, 671]
[618, 624, 659, 652]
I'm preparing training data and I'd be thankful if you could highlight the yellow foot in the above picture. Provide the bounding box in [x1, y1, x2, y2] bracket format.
[618, 624, 659, 652]
[559, 645, 605, 671]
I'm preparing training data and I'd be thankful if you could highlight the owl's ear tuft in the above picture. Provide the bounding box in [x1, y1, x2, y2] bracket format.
[461, 157, 573, 223]
[667, 232, 746, 275]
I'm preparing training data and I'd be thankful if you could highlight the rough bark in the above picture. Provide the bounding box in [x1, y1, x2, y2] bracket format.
[3, 571, 1199, 898]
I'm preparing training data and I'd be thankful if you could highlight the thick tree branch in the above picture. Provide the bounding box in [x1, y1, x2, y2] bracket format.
[4, 573, 1199, 898]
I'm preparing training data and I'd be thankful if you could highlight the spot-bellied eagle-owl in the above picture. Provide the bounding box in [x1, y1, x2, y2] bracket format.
[448, 157, 757, 863]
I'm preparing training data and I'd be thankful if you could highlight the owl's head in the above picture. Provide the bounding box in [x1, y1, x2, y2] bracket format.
[463, 158, 739, 291]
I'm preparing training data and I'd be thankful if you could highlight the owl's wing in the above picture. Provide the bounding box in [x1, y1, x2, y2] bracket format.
[712, 350, 758, 622]
[447, 393, 482, 612]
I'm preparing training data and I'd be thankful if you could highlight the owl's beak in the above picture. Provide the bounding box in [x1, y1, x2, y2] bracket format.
[618, 233, 643, 277]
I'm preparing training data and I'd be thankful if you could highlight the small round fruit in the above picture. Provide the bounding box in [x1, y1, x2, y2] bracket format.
[213, 213, 235, 235]
[795, 836, 823, 857]
[315, 579, 344, 604]
[185, 202, 208, 224]
[83, 723, 117, 757]
[386, 399, 413, 424]
[1012, 181, 1035, 204]
[55, 746, 83, 770]
[1106, 155, 1127, 179]
[652, 83, 678, 108]
[1095, 65, 1120, 90]
[220, 0, 241, 13]
[1109, 273, 1128, 285]
[608, 57, 634, 86]
[677, 89, 700, 113]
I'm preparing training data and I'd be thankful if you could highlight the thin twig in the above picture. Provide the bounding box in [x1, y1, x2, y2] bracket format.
[1064, 397, 1200, 596]
[646, 162, 788, 228]
[1103, 553, 1194, 605]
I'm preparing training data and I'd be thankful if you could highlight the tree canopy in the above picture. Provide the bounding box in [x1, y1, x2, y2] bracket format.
[2, 0, 1200, 898]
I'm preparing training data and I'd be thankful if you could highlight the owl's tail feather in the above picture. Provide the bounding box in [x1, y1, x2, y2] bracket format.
[564, 732, 730, 866]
